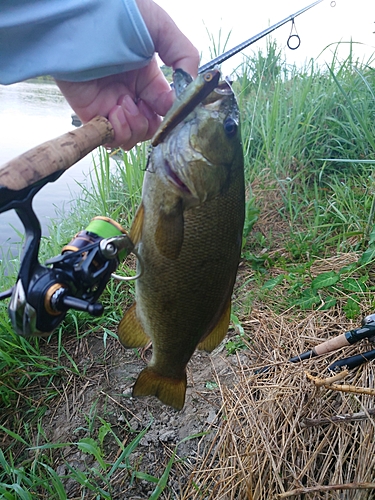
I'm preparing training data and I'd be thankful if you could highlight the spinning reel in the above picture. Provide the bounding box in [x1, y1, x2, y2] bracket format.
[0, 117, 137, 337]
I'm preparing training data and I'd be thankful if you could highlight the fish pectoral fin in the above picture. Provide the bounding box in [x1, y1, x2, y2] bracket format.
[198, 300, 231, 352]
[118, 303, 150, 348]
[155, 203, 184, 260]
[133, 367, 187, 411]
[129, 203, 144, 245]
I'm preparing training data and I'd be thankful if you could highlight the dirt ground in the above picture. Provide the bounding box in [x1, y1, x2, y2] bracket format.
[40, 325, 246, 499]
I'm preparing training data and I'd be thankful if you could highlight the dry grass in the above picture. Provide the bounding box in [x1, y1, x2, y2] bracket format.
[181, 301, 375, 499]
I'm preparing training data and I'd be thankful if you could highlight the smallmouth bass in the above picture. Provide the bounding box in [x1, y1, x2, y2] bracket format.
[118, 69, 245, 410]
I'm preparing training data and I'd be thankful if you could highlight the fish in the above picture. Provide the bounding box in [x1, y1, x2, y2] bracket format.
[118, 68, 245, 410]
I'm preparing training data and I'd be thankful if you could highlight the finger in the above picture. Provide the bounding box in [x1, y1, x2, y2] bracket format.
[136, 0, 199, 77]
[165, 44, 200, 78]
[136, 64, 176, 117]
[159, 32, 199, 77]
[137, 99, 162, 137]
[106, 95, 158, 150]
[106, 105, 132, 148]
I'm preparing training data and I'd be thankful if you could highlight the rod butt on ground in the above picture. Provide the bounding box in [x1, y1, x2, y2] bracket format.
[289, 349, 317, 363]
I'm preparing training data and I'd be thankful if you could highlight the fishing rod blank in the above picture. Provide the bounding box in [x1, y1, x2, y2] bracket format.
[198, 0, 325, 73]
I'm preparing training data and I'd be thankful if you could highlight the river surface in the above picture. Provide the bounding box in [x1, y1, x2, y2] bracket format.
[0, 81, 96, 259]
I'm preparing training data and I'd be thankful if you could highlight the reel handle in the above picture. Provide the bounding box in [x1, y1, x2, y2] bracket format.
[0, 116, 114, 191]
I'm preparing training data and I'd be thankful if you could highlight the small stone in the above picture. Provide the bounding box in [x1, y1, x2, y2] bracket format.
[159, 430, 175, 442]
[129, 418, 139, 431]
[206, 410, 217, 424]
[56, 464, 66, 476]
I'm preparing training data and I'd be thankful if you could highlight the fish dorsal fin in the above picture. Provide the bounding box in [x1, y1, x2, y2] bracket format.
[198, 299, 231, 352]
[129, 203, 145, 245]
[133, 366, 187, 410]
[118, 303, 150, 348]
[155, 202, 184, 260]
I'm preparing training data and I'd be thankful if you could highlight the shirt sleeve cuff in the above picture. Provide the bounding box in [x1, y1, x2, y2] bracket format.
[0, 0, 155, 84]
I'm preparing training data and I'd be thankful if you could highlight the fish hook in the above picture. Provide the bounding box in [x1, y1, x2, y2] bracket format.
[143, 149, 155, 173]
[287, 19, 301, 50]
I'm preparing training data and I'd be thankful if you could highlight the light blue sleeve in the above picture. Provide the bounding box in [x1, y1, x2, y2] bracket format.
[0, 0, 155, 84]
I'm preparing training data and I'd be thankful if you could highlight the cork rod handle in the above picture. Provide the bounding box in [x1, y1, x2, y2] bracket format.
[0, 116, 114, 191]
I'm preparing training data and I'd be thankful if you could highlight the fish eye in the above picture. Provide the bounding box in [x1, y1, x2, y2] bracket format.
[223, 118, 237, 137]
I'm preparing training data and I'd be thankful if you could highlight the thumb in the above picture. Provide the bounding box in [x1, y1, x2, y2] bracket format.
[136, 0, 199, 77]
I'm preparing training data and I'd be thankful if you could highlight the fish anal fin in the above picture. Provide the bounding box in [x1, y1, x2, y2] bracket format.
[155, 202, 184, 260]
[118, 303, 150, 348]
[198, 300, 231, 352]
[129, 203, 144, 245]
[133, 366, 187, 410]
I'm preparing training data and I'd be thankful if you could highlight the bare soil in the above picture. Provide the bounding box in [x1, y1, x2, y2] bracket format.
[39, 327, 246, 499]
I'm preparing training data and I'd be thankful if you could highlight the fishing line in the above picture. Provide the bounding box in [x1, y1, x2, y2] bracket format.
[330, 1, 336, 6]
[287, 19, 301, 50]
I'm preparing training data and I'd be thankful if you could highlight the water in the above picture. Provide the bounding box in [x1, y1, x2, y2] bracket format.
[0, 81, 96, 259]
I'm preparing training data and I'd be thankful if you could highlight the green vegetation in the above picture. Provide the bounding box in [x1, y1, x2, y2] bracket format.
[2, 40, 375, 497]
[222, 40, 375, 353]
[160, 65, 173, 82]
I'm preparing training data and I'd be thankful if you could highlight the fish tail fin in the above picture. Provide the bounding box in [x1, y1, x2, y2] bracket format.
[133, 367, 187, 410]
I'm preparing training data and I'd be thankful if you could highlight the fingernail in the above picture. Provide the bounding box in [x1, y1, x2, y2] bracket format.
[121, 94, 139, 116]
[114, 105, 127, 125]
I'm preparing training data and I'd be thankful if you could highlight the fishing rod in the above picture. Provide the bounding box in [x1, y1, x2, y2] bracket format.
[0, 1, 327, 337]
[0, 70, 220, 338]
[198, 0, 325, 73]
[289, 313, 375, 372]
[290, 313, 375, 363]
[256, 313, 375, 375]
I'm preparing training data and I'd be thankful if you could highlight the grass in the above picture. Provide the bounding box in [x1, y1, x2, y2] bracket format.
[2, 39, 375, 497]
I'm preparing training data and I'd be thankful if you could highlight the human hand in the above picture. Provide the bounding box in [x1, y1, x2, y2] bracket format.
[55, 0, 199, 150]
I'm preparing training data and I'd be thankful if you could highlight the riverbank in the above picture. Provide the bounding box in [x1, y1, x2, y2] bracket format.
[2, 44, 375, 498]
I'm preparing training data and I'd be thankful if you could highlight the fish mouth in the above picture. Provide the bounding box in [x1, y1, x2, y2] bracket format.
[214, 79, 233, 95]
[165, 160, 192, 195]
[203, 79, 234, 105]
